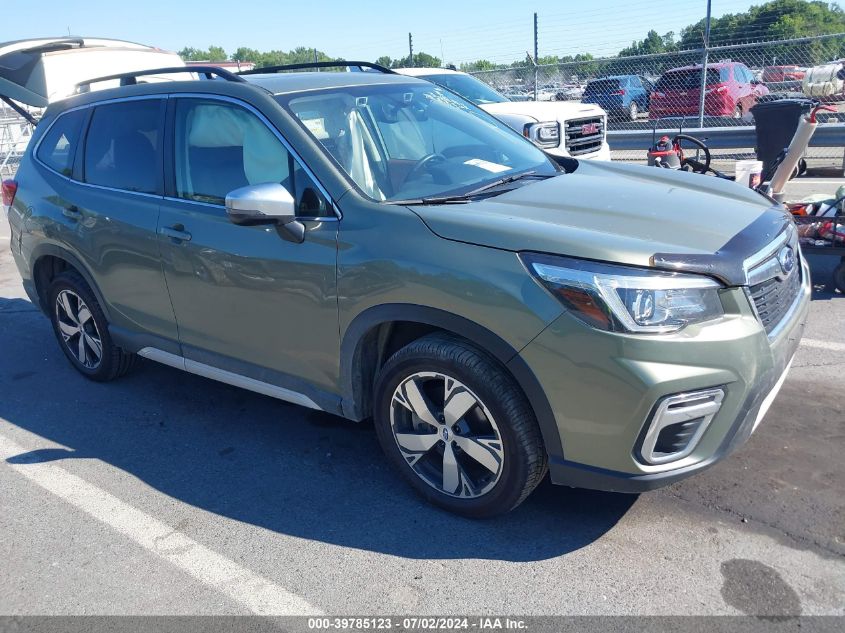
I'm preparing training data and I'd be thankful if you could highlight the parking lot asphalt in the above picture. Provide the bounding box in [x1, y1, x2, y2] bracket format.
[1, 178, 843, 616]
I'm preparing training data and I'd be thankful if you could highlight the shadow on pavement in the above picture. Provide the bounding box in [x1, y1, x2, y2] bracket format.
[0, 295, 636, 562]
[806, 254, 842, 300]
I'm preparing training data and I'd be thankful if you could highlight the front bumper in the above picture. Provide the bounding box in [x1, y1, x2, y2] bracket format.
[546, 141, 611, 161]
[513, 258, 810, 493]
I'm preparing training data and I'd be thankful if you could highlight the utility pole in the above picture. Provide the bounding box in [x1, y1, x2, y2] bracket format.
[697, 0, 712, 129]
[533, 12, 539, 102]
[408, 33, 414, 67]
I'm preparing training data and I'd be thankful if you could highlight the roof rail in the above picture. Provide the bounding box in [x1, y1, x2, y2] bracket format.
[238, 61, 395, 75]
[75, 65, 246, 93]
[21, 38, 85, 54]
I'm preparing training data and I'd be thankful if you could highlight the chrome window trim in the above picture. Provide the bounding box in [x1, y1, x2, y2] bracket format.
[32, 95, 167, 201]
[167, 92, 341, 220]
[32, 92, 341, 220]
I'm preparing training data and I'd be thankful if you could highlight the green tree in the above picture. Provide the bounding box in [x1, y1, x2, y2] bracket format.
[619, 30, 677, 57]
[375, 55, 394, 68]
[231, 47, 262, 63]
[396, 51, 442, 68]
[206, 45, 227, 62]
[178, 47, 206, 61]
[460, 59, 500, 72]
[679, 0, 845, 48]
[178, 45, 227, 62]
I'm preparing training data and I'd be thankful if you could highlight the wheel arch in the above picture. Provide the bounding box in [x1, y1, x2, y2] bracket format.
[30, 244, 111, 320]
[340, 304, 563, 461]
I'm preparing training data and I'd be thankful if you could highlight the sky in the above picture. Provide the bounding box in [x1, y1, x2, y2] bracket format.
[8, 0, 764, 64]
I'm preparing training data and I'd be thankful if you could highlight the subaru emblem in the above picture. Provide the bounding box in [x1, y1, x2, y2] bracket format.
[777, 246, 796, 275]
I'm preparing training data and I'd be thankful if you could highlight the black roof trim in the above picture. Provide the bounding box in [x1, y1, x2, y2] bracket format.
[239, 61, 395, 75]
[74, 65, 246, 93]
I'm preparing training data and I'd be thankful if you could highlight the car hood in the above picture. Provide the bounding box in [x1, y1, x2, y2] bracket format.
[408, 160, 787, 283]
[481, 100, 604, 122]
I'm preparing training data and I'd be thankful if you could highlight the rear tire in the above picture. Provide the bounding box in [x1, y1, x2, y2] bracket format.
[48, 271, 138, 382]
[628, 101, 638, 121]
[733, 104, 743, 119]
[373, 334, 547, 518]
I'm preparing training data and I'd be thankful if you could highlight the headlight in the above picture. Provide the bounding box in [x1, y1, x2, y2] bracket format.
[521, 253, 724, 333]
[523, 122, 560, 148]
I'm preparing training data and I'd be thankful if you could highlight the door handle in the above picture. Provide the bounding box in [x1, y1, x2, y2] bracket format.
[62, 206, 82, 221]
[159, 224, 192, 242]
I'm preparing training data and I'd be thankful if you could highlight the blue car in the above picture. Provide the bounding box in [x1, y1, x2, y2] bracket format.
[582, 75, 653, 121]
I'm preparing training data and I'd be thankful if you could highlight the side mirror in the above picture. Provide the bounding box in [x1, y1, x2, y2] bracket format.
[225, 183, 305, 242]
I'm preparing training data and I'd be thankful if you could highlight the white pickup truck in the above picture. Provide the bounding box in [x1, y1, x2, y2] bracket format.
[396, 67, 610, 161]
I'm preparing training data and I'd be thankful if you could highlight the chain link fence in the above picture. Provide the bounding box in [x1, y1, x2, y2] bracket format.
[0, 105, 33, 179]
[469, 33, 845, 169]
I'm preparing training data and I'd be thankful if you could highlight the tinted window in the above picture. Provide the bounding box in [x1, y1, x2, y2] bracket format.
[36, 109, 86, 176]
[656, 69, 721, 90]
[84, 100, 161, 193]
[584, 79, 621, 95]
[173, 99, 328, 215]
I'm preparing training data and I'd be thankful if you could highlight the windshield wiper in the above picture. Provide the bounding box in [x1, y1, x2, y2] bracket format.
[388, 171, 557, 206]
[462, 171, 555, 196]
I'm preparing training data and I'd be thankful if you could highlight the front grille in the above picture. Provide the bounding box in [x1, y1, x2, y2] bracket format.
[749, 263, 802, 335]
[564, 116, 605, 156]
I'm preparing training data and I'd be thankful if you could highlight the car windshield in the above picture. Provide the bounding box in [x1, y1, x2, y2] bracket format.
[415, 73, 509, 105]
[279, 83, 557, 202]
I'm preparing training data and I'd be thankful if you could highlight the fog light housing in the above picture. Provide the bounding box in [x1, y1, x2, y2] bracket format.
[638, 388, 725, 465]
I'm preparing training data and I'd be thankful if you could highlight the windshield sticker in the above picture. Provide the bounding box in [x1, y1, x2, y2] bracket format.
[301, 117, 329, 139]
[464, 158, 511, 173]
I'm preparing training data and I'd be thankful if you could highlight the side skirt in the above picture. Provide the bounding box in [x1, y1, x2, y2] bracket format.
[137, 347, 323, 411]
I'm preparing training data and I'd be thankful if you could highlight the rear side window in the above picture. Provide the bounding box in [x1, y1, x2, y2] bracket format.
[84, 100, 161, 194]
[656, 69, 721, 90]
[585, 79, 620, 94]
[36, 109, 86, 176]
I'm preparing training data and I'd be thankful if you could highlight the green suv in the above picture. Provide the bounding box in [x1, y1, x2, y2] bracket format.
[2, 64, 809, 517]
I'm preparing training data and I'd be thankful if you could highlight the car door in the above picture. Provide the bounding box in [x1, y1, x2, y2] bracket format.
[53, 97, 179, 344]
[157, 96, 340, 398]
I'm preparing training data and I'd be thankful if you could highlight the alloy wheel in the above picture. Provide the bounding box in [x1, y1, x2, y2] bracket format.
[55, 289, 103, 369]
[389, 371, 505, 498]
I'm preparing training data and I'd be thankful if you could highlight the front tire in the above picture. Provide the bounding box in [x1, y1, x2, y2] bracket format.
[373, 335, 547, 518]
[48, 271, 138, 381]
[628, 101, 638, 121]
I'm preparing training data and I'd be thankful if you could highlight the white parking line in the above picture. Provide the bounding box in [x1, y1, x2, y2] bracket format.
[800, 338, 845, 352]
[0, 431, 322, 616]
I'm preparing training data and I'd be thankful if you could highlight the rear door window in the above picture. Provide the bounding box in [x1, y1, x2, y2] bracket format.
[36, 109, 86, 176]
[83, 99, 162, 194]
